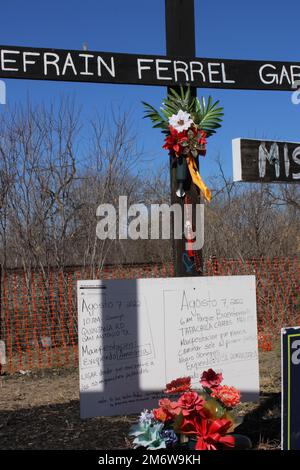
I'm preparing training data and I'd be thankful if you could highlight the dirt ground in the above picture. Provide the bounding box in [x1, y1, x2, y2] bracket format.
[0, 349, 281, 450]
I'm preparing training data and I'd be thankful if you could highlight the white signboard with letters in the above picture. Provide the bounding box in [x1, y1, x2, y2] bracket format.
[78, 276, 259, 418]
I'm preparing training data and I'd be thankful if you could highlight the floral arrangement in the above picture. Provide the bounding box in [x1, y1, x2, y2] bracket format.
[143, 87, 223, 201]
[129, 369, 243, 450]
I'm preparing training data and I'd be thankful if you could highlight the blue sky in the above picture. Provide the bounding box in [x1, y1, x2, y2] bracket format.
[1, 0, 300, 181]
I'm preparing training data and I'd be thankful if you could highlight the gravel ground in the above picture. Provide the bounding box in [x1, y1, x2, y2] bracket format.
[0, 349, 281, 450]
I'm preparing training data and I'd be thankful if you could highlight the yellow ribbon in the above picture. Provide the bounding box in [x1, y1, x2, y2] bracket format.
[186, 156, 212, 202]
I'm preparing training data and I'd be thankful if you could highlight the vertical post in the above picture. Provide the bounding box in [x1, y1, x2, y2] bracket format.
[165, 0, 204, 277]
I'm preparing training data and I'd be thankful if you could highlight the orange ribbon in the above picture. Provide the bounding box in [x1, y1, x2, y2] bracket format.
[186, 156, 211, 202]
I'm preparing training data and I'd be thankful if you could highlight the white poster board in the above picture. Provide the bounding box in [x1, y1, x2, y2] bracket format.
[78, 276, 259, 418]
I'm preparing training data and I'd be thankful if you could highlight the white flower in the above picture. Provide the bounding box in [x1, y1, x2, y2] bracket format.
[168, 110, 194, 132]
[139, 409, 154, 425]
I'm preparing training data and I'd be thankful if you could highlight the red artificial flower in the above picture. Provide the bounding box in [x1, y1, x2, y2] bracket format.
[163, 126, 207, 157]
[197, 129, 207, 146]
[211, 385, 241, 408]
[180, 416, 235, 450]
[200, 369, 223, 389]
[153, 407, 168, 422]
[163, 126, 188, 154]
[153, 398, 181, 422]
[165, 376, 191, 395]
[177, 391, 206, 417]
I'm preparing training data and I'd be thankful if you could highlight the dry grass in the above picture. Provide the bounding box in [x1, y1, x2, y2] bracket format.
[237, 345, 281, 450]
[0, 347, 281, 450]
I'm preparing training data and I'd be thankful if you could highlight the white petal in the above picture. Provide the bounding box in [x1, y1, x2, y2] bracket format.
[168, 109, 194, 132]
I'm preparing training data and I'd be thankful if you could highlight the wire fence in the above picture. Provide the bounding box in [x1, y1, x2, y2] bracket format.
[0, 257, 299, 373]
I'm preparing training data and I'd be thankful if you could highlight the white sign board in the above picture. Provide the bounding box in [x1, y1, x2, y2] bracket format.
[78, 276, 259, 418]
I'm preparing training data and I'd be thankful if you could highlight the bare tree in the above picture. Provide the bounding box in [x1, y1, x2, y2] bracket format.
[205, 158, 300, 260]
[0, 100, 299, 276]
[0, 99, 79, 275]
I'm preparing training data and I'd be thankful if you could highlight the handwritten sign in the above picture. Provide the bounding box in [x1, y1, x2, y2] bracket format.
[232, 138, 300, 183]
[282, 327, 300, 450]
[78, 276, 259, 418]
[1, 45, 300, 91]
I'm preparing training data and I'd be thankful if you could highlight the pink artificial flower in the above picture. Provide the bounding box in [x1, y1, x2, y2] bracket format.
[200, 369, 223, 389]
[165, 376, 191, 394]
[177, 391, 205, 417]
[153, 398, 181, 422]
[211, 385, 241, 408]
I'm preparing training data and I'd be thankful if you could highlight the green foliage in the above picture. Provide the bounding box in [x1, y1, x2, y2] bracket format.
[129, 421, 166, 450]
[193, 95, 224, 137]
[142, 86, 224, 137]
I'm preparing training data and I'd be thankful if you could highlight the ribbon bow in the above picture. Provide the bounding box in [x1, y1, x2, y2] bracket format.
[186, 155, 211, 202]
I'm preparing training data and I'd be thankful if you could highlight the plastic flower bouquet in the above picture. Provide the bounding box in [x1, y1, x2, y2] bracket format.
[142, 87, 223, 201]
[129, 369, 245, 451]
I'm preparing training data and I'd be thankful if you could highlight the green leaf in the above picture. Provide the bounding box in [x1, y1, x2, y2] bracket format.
[142, 101, 168, 130]
[142, 87, 223, 138]
[168, 87, 182, 101]
[193, 96, 224, 137]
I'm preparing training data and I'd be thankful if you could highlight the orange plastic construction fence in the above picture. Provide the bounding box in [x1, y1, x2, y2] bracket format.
[0, 257, 299, 373]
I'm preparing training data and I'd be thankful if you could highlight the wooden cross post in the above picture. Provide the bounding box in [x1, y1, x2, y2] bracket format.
[165, 0, 204, 277]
